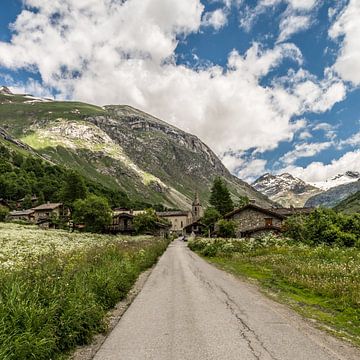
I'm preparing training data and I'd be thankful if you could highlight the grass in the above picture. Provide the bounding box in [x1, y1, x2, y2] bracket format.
[0, 223, 169, 359]
[189, 237, 360, 346]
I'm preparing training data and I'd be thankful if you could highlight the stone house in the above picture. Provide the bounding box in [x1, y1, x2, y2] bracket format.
[108, 212, 134, 234]
[157, 193, 203, 234]
[224, 204, 285, 238]
[8, 209, 35, 222]
[32, 203, 65, 222]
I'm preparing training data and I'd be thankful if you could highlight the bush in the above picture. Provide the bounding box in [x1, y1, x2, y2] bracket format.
[217, 219, 236, 238]
[73, 195, 112, 233]
[0, 205, 9, 222]
[284, 208, 360, 247]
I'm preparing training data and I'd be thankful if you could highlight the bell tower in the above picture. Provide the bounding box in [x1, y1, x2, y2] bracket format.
[192, 192, 203, 221]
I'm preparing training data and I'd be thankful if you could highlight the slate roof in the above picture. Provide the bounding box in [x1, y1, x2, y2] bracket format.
[157, 211, 190, 217]
[9, 209, 35, 216]
[271, 207, 313, 216]
[32, 203, 63, 211]
[224, 204, 285, 220]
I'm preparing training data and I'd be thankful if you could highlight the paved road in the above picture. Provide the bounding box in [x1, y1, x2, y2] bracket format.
[94, 239, 359, 360]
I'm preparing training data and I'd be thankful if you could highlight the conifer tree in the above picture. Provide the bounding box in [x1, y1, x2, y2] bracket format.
[209, 177, 234, 216]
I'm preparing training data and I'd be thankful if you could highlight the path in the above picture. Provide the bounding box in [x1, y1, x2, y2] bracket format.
[94, 239, 359, 360]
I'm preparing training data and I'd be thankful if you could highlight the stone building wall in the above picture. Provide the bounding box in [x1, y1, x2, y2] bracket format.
[230, 208, 282, 236]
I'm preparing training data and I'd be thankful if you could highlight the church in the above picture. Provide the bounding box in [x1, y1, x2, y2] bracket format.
[157, 193, 203, 234]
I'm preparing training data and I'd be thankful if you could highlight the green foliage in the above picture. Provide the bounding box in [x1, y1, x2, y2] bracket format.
[133, 209, 159, 235]
[61, 170, 87, 210]
[335, 190, 360, 214]
[0, 205, 9, 222]
[202, 207, 221, 231]
[0, 236, 169, 359]
[283, 208, 360, 247]
[21, 194, 33, 209]
[236, 195, 250, 208]
[73, 195, 112, 233]
[209, 177, 234, 216]
[216, 219, 236, 238]
[189, 237, 360, 345]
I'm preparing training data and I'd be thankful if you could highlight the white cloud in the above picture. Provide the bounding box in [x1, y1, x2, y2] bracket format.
[280, 141, 332, 165]
[298, 130, 312, 140]
[236, 159, 268, 182]
[202, 8, 228, 30]
[329, 0, 360, 86]
[338, 131, 360, 148]
[281, 149, 360, 183]
[0, 0, 347, 162]
[278, 15, 311, 43]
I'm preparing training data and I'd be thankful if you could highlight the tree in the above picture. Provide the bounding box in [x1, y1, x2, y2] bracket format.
[0, 205, 9, 222]
[202, 207, 221, 235]
[236, 195, 249, 208]
[61, 171, 87, 210]
[22, 194, 33, 209]
[217, 219, 236, 238]
[133, 209, 159, 234]
[209, 177, 234, 216]
[73, 195, 112, 233]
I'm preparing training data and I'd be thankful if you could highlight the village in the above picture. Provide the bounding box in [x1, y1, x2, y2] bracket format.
[2, 179, 313, 239]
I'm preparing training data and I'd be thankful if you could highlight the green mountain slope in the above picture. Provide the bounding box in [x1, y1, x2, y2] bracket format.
[0, 89, 273, 209]
[334, 191, 360, 214]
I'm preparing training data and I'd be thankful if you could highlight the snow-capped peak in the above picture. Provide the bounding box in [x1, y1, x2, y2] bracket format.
[311, 171, 360, 190]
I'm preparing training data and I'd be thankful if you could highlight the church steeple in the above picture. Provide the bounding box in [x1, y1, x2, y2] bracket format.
[192, 192, 203, 220]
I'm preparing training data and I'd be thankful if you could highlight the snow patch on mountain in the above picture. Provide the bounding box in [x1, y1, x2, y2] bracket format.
[311, 171, 360, 190]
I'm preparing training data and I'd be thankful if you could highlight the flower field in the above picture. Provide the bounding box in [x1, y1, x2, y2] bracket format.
[189, 237, 360, 346]
[0, 223, 169, 359]
[0, 223, 149, 270]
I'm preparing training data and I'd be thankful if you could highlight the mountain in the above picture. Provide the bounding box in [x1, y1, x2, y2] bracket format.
[252, 173, 321, 207]
[334, 191, 360, 214]
[311, 171, 360, 190]
[305, 180, 360, 208]
[0, 88, 272, 209]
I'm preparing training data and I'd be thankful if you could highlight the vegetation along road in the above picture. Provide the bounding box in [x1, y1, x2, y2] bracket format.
[94, 239, 359, 360]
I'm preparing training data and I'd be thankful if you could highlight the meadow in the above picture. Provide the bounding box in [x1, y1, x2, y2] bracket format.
[189, 237, 360, 346]
[0, 223, 169, 359]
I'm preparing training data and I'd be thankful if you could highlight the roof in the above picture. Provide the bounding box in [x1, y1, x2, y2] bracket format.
[241, 225, 282, 235]
[224, 204, 285, 220]
[183, 219, 206, 230]
[112, 213, 134, 219]
[272, 207, 313, 216]
[157, 211, 190, 217]
[9, 209, 35, 216]
[32, 203, 63, 211]
[155, 221, 171, 229]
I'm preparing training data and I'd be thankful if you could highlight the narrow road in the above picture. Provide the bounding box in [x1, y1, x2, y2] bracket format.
[94, 239, 359, 360]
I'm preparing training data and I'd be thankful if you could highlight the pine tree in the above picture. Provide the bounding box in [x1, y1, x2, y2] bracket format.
[209, 177, 234, 216]
[61, 171, 87, 210]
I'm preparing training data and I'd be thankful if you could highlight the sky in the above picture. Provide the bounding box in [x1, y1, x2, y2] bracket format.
[0, 0, 359, 185]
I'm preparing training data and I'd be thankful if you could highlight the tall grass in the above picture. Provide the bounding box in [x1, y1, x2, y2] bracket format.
[0, 238, 169, 359]
[189, 237, 360, 345]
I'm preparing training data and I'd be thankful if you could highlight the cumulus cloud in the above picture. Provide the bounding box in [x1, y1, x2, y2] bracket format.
[278, 15, 311, 43]
[202, 8, 228, 30]
[280, 149, 360, 183]
[279, 141, 332, 165]
[330, 0, 360, 86]
[0, 0, 348, 174]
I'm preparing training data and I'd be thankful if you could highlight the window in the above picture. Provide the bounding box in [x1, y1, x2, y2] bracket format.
[265, 218, 273, 227]
[181, 221, 183, 228]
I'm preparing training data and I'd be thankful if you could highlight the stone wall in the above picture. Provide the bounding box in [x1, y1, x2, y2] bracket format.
[230, 208, 282, 237]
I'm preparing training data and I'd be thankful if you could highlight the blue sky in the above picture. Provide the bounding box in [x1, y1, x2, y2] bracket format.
[0, 0, 359, 184]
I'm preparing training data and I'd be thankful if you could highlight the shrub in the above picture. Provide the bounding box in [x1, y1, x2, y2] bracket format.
[0, 205, 9, 222]
[217, 219, 236, 238]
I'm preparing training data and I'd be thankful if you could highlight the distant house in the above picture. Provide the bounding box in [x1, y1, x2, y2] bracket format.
[157, 193, 203, 234]
[108, 212, 134, 234]
[32, 203, 65, 222]
[224, 204, 285, 238]
[183, 219, 207, 236]
[8, 209, 35, 222]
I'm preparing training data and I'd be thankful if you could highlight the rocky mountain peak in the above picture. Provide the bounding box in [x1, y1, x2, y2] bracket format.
[0, 86, 13, 95]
